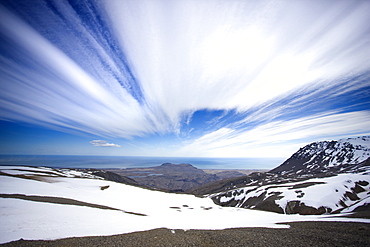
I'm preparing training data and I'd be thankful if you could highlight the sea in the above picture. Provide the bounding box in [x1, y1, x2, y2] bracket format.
[0, 155, 285, 170]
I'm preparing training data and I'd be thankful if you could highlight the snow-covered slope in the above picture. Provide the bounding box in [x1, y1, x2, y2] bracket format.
[270, 136, 370, 175]
[210, 136, 370, 215]
[1, 165, 368, 244]
[190, 137, 370, 196]
[211, 173, 370, 215]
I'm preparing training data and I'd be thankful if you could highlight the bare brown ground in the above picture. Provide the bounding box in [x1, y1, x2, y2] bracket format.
[2, 221, 369, 247]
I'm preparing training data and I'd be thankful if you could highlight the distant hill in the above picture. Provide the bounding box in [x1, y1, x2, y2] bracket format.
[105, 163, 246, 192]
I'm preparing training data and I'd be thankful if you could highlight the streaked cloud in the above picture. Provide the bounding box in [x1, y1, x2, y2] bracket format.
[90, 140, 121, 148]
[176, 110, 370, 158]
[0, 0, 369, 158]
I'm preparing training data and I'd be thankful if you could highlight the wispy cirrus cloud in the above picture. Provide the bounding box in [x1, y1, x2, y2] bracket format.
[0, 0, 370, 157]
[90, 140, 121, 148]
[176, 110, 370, 157]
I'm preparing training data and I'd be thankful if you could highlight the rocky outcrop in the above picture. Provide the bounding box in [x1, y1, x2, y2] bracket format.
[284, 201, 331, 215]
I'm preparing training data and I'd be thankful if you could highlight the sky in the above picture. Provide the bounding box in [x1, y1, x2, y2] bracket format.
[0, 0, 370, 159]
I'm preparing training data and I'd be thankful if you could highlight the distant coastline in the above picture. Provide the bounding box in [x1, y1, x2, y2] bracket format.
[0, 155, 284, 170]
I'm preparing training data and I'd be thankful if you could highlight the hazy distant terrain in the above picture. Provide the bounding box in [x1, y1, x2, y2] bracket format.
[202, 169, 268, 177]
[106, 163, 260, 192]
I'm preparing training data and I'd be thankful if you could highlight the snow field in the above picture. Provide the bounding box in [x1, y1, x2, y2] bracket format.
[275, 174, 370, 211]
[1, 166, 369, 244]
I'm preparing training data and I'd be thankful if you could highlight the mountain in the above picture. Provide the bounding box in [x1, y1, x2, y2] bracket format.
[1, 165, 357, 244]
[211, 171, 370, 215]
[106, 163, 245, 192]
[201, 136, 370, 215]
[270, 136, 370, 175]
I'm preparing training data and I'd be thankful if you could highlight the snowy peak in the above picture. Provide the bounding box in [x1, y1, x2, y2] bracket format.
[270, 136, 370, 175]
[339, 136, 370, 148]
[203, 136, 370, 216]
[209, 137, 370, 216]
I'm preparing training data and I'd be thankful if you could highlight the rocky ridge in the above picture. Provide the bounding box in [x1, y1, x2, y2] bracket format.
[203, 136, 370, 215]
[270, 136, 370, 175]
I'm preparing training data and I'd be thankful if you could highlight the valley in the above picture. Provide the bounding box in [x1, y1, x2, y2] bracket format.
[105, 164, 265, 192]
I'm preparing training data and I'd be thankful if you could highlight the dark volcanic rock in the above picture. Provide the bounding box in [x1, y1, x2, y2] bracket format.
[285, 201, 331, 215]
[254, 198, 284, 214]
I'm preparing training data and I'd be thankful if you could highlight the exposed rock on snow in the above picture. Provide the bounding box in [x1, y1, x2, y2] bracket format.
[270, 136, 370, 175]
[211, 174, 370, 215]
[209, 136, 370, 215]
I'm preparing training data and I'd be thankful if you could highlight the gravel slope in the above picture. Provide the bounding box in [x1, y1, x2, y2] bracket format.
[2, 221, 369, 247]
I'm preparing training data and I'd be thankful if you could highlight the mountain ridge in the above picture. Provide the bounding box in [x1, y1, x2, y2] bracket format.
[204, 136, 370, 215]
[270, 136, 370, 175]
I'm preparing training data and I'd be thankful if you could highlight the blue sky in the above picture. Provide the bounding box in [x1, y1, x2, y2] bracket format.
[0, 0, 370, 159]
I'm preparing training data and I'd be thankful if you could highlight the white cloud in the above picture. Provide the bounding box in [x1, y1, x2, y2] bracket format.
[175, 111, 370, 158]
[90, 140, 121, 148]
[0, 1, 370, 157]
[0, 5, 157, 138]
[106, 0, 370, 117]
